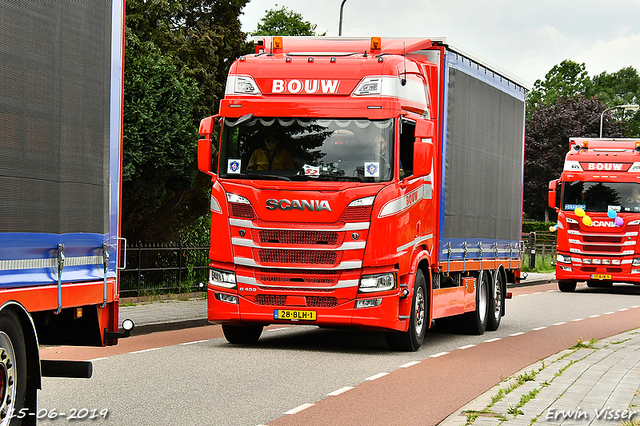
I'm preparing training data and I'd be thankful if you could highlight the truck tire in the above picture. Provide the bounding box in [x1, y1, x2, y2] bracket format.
[558, 280, 577, 292]
[222, 324, 263, 344]
[462, 270, 488, 335]
[486, 270, 504, 332]
[0, 310, 27, 426]
[386, 269, 427, 351]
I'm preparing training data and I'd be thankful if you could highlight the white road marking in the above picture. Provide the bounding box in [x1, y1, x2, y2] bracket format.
[284, 403, 314, 415]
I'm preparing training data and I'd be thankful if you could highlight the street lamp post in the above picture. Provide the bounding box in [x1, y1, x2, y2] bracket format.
[338, 0, 347, 36]
[599, 104, 639, 138]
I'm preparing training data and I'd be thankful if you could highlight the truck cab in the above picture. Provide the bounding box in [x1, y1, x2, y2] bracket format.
[549, 138, 640, 291]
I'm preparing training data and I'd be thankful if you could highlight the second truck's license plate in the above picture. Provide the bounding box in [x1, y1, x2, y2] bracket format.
[274, 309, 316, 321]
[591, 274, 612, 280]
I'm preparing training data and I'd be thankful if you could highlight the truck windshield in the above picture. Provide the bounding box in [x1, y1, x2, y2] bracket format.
[219, 117, 394, 182]
[562, 181, 640, 213]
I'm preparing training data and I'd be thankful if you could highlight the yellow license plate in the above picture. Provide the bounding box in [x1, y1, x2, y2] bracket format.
[274, 309, 316, 321]
[591, 274, 612, 280]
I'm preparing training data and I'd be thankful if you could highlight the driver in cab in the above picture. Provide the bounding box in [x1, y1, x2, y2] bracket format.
[247, 132, 295, 170]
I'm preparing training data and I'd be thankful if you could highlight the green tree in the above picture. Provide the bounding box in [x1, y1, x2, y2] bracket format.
[124, 0, 252, 241]
[591, 67, 640, 137]
[252, 5, 326, 36]
[527, 60, 592, 112]
[123, 30, 201, 241]
[523, 96, 623, 220]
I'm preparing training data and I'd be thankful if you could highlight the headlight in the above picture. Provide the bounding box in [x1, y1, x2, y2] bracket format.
[209, 268, 237, 289]
[556, 254, 572, 264]
[359, 273, 396, 293]
[632, 258, 640, 266]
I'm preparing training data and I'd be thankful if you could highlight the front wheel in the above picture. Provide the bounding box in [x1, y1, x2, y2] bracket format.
[386, 269, 428, 351]
[558, 280, 577, 292]
[222, 324, 264, 344]
[0, 310, 27, 426]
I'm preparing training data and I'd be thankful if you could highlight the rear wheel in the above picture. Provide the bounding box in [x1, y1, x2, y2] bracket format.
[386, 269, 427, 351]
[462, 271, 488, 335]
[222, 324, 264, 344]
[558, 280, 577, 292]
[0, 310, 27, 426]
[486, 270, 504, 332]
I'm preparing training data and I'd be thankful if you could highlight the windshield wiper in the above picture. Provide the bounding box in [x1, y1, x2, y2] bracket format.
[315, 175, 364, 182]
[242, 173, 291, 181]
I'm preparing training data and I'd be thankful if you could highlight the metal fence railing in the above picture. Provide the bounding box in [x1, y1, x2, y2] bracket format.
[521, 231, 557, 271]
[119, 242, 209, 297]
[118, 233, 558, 296]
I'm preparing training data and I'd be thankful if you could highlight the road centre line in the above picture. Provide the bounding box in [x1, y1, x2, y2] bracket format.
[131, 347, 160, 354]
[458, 344, 476, 350]
[179, 340, 208, 346]
[327, 387, 354, 396]
[284, 403, 314, 415]
[365, 372, 389, 381]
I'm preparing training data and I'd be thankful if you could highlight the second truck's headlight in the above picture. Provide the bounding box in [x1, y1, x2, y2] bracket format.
[556, 254, 572, 264]
[359, 273, 396, 293]
[209, 268, 236, 289]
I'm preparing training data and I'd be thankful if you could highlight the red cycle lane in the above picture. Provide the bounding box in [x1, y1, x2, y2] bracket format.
[266, 306, 640, 426]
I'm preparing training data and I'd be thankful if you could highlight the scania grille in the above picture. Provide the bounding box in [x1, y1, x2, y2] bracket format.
[256, 269, 340, 285]
[255, 248, 340, 265]
[305, 296, 338, 307]
[582, 245, 621, 253]
[579, 266, 623, 274]
[582, 235, 622, 244]
[255, 295, 286, 305]
[252, 295, 338, 307]
[254, 229, 343, 245]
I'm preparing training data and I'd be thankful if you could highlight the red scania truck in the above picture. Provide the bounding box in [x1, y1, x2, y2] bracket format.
[549, 138, 640, 292]
[198, 36, 528, 351]
[0, 1, 131, 421]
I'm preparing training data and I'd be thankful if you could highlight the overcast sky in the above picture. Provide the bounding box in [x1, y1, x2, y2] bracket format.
[239, 0, 640, 88]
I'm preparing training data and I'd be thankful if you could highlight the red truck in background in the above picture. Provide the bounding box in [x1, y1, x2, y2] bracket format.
[0, 1, 131, 421]
[198, 36, 528, 351]
[549, 138, 640, 292]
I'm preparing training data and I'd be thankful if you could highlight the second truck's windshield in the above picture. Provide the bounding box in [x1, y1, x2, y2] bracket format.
[562, 181, 640, 213]
[219, 117, 394, 182]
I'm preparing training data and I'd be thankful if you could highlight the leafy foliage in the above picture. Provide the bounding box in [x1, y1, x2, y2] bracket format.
[591, 66, 640, 137]
[252, 4, 326, 36]
[527, 60, 592, 112]
[524, 96, 624, 220]
[123, 0, 252, 241]
[123, 30, 201, 240]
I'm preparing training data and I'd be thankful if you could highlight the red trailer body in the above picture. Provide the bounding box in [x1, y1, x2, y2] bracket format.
[549, 138, 640, 291]
[198, 37, 528, 350]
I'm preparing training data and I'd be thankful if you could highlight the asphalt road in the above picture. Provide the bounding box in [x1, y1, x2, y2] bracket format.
[37, 283, 640, 425]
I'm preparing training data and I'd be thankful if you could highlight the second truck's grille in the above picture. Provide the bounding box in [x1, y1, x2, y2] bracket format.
[256, 229, 341, 245]
[256, 249, 338, 265]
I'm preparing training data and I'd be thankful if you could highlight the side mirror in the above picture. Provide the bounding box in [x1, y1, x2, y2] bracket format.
[198, 116, 218, 180]
[413, 120, 435, 178]
[548, 180, 558, 210]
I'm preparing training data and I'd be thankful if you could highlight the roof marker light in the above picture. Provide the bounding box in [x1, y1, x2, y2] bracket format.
[371, 37, 382, 51]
